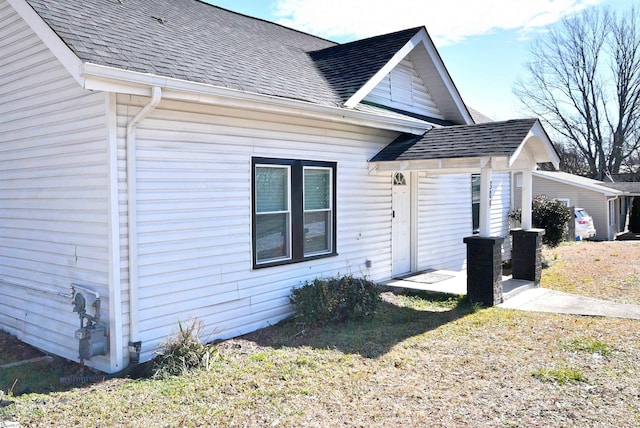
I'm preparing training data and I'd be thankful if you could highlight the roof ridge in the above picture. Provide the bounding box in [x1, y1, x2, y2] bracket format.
[309, 26, 423, 53]
[195, 0, 338, 46]
[459, 118, 537, 127]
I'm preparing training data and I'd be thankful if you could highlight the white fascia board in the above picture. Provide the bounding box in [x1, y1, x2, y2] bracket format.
[7, 0, 84, 86]
[81, 63, 430, 135]
[509, 121, 560, 169]
[532, 120, 561, 168]
[344, 29, 473, 126]
[370, 156, 511, 174]
[533, 172, 622, 196]
[343, 33, 420, 108]
[417, 31, 474, 125]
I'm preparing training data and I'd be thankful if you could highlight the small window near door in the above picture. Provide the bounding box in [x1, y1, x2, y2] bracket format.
[393, 172, 407, 186]
[471, 174, 480, 234]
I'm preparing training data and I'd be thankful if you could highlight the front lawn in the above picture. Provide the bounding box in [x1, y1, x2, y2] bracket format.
[1, 241, 639, 427]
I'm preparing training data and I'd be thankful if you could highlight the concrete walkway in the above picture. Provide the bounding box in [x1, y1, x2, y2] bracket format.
[383, 269, 640, 320]
[499, 287, 640, 320]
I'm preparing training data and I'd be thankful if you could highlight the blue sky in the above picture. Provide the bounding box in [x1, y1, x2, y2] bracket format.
[205, 0, 635, 121]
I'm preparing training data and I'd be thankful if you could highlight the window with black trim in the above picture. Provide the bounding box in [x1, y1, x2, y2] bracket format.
[252, 157, 337, 268]
[471, 174, 480, 234]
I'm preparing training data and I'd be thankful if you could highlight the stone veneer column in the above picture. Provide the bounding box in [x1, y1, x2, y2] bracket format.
[510, 228, 545, 285]
[463, 236, 505, 307]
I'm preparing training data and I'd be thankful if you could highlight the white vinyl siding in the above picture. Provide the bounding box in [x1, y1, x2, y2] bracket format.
[363, 56, 444, 119]
[417, 174, 470, 271]
[416, 173, 511, 271]
[490, 173, 512, 259]
[0, 1, 111, 370]
[116, 95, 397, 362]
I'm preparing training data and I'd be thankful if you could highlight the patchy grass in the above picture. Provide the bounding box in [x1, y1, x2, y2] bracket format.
[542, 241, 640, 304]
[391, 290, 466, 311]
[532, 367, 588, 385]
[0, 332, 85, 396]
[1, 241, 640, 427]
[560, 337, 613, 356]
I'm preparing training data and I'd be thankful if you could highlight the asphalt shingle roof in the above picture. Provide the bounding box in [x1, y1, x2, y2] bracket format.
[309, 28, 422, 103]
[370, 119, 539, 162]
[534, 171, 622, 195]
[602, 173, 640, 194]
[25, 0, 421, 107]
[598, 182, 640, 194]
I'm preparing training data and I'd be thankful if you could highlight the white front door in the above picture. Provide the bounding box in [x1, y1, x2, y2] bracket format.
[392, 172, 411, 276]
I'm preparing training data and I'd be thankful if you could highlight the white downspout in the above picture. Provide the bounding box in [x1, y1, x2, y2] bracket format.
[126, 86, 161, 361]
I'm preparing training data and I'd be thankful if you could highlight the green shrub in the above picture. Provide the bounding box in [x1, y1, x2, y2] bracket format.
[533, 195, 572, 246]
[152, 318, 222, 378]
[509, 195, 572, 247]
[290, 275, 381, 327]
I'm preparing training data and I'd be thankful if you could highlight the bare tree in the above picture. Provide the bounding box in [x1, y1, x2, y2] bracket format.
[515, 7, 640, 180]
[538, 143, 592, 176]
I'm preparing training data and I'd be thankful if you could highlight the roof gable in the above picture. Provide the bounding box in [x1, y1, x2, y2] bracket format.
[341, 28, 474, 125]
[370, 119, 560, 170]
[362, 56, 444, 120]
[308, 27, 421, 105]
[17, 0, 473, 126]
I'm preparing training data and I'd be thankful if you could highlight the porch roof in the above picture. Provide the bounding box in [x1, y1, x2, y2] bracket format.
[369, 118, 560, 172]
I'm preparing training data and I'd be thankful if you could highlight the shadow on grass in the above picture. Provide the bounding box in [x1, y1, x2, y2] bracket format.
[0, 330, 90, 396]
[240, 291, 480, 359]
[0, 291, 479, 396]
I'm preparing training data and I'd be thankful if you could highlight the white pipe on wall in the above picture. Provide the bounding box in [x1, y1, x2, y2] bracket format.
[126, 86, 162, 359]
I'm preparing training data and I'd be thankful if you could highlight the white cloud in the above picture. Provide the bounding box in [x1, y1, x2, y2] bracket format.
[273, 0, 603, 45]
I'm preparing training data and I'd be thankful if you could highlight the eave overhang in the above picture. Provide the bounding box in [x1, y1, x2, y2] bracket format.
[369, 119, 560, 174]
[80, 63, 437, 135]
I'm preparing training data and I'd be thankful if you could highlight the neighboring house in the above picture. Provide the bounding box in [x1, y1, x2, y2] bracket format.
[601, 179, 640, 234]
[513, 170, 631, 241]
[1, 0, 558, 373]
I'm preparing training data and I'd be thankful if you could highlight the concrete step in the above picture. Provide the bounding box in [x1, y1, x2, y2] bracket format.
[502, 278, 536, 301]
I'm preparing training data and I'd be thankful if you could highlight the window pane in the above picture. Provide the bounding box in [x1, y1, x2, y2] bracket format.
[471, 175, 480, 204]
[256, 166, 288, 213]
[304, 211, 330, 255]
[256, 213, 290, 262]
[472, 203, 480, 233]
[472, 175, 480, 233]
[393, 172, 406, 186]
[304, 168, 330, 210]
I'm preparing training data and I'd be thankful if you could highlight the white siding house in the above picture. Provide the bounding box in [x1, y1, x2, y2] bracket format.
[0, 4, 116, 365]
[513, 171, 624, 241]
[1, 0, 558, 373]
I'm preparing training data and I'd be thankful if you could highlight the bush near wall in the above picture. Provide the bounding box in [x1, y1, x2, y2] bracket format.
[509, 195, 572, 247]
[533, 195, 572, 246]
[290, 275, 381, 327]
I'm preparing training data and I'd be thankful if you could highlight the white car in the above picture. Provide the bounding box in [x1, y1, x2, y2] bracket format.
[575, 208, 596, 240]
